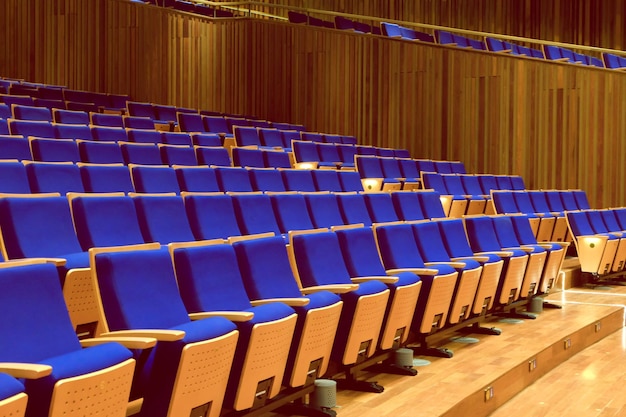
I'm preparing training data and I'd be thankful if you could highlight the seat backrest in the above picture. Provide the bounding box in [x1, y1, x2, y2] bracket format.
[233, 126, 261, 147]
[421, 172, 448, 194]
[0, 196, 84, 259]
[0, 136, 32, 161]
[379, 157, 403, 179]
[281, 169, 317, 192]
[586, 210, 610, 234]
[311, 169, 343, 192]
[90, 113, 124, 127]
[90, 126, 128, 142]
[55, 123, 93, 141]
[573, 190, 591, 209]
[391, 191, 425, 221]
[30, 138, 80, 163]
[263, 150, 292, 169]
[52, 109, 89, 125]
[491, 215, 524, 248]
[248, 168, 286, 192]
[9, 119, 56, 138]
[460, 174, 484, 195]
[364, 192, 400, 224]
[335, 226, 387, 276]
[71, 194, 145, 249]
[441, 174, 467, 195]
[559, 191, 580, 211]
[215, 167, 253, 192]
[123, 116, 155, 130]
[292, 141, 320, 164]
[231, 193, 282, 236]
[317, 143, 341, 163]
[291, 230, 353, 287]
[132, 194, 195, 244]
[545, 191, 566, 212]
[177, 112, 206, 132]
[175, 166, 221, 192]
[355, 156, 384, 178]
[204, 116, 231, 135]
[528, 191, 553, 213]
[232, 147, 265, 168]
[0, 161, 30, 193]
[336, 192, 372, 227]
[416, 190, 447, 219]
[12, 104, 52, 121]
[79, 163, 134, 193]
[161, 132, 192, 146]
[337, 170, 363, 192]
[509, 215, 540, 245]
[78, 140, 124, 164]
[491, 191, 520, 214]
[375, 222, 427, 269]
[159, 144, 198, 166]
[269, 193, 315, 233]
[411, 221, 455, 262]
[183, 193, 242, 240]
[304, 193, 345, 229]
[25, 161, 84, 194]
[437, 218, 476, 258]
[477, 174, 498, 194]
[258, 128, 284, 148]
[130, 164, 181, 194]
[127, 129, 162, 144]
[463, 216, 502, 252]
[120, 142, 162, 165]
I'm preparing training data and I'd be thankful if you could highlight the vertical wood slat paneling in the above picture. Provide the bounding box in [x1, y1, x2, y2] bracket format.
[2, 0, 626, 209]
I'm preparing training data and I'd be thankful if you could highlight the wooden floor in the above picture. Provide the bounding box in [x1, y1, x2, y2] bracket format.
[277, 266, 626, 417]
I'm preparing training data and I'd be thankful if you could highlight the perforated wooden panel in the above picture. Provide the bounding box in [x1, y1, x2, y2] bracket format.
[63, 269, 105, 338]
[288, 301, 343, 387]
[342, 289, 389, 365]
[0, 392, 27, 417]
[419, 273, 457, 334]
[168, 330, 239, 417]
[378, 280, 422, 350]
[472, 260, 503, 314]
[49, 358, 135, 417]
[448, 268, 482, 325]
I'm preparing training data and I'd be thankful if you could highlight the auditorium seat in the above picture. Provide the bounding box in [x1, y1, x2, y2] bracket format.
[263, 149, 292, 168]
[130, 164, 181, 194]
[336, 192, 373, 227]
[78, 140, 125, 164]
[51, 109, 88, 124]
[159, 144, 198, 166]
[126, 128, 161, 144]
[258, 128, 285, 149]
[281, 168, 317, 192]
[0, 260, 136, 417]
[528, 191, 568, 241]
[356, 156, 401, 192]
[177, 112, 207, 133]
[380, 157, 419, 190]
[248, 168, 286, 192]
[90, 113, 124, 127]
[311, 169, 343, 192]
[168, 240, 297, 412]
[183, 193, 242, 240]
[421, 172, 468, 217]
[174, 166, 221, 192]
[29, 138, 80, 162]
[391, 191, 426, 222]
[55, 123, 93, 140]
[230, 192, 283, 238]
[416, 190, 448, 219]
[132, 193, 195, 243]
[91, 125, 128, 142]
[0, 373, 27, 417]
[317, 143, 344, 169]
[120, 142, 162, 165]
[161, 131, 192, 146]
[0, 136, 32, 161]
[79, 163, 134, 193]
[70, 193, 146, 249]
[232, 147, 265, 168]
[268, 192, 315, 233]
[195, 146, 232, 166]
[338, 170, 364, 192]
[0, 161, 31, 193]
[8, 119, 56, 138]
[512, 191, 558, 242]
[363, 192, 401, 224]
[123, 115, 155, 130]
[292, 140, 322, 168]
[11, 104, 52, 122]
[442, 174, 487, 214]
[25, 161, 84, 194]
[233, 126, 262, 147]
[92, 245, 240, 417]
[304, 192, 346, 229]
[215, 166, 253, 192]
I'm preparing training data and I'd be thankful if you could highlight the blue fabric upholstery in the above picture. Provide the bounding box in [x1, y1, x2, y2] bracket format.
[184, 193, 241, 240]
[79, 164, 134, 193]
[0, 373, 24, 402]
[132, 194, 195, 244]
[0, 161, 31, 193]
[175, 166, 221, 192]
[311, 169, 343, 192]
[363, 193, 400, 223]
[78, 140, 125, 164]
[231, 193, 282, 237]
[159, 145, 198, 166]
[249, 168, 286, 192]
[30, 138, 80, 163]
[215, 167, 253, 192]
[120, 143, 162, 165]
[336, 193, 372, 226]
[131, 165, 180, 194]
[26, 162, 84, 194]
[281, 169, 317, 192]
[304, 193, 345, 228]
[391, 191, 425, 221]
[269, 193, 315, 233]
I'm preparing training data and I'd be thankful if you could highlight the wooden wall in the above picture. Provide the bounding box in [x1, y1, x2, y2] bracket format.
[254, 0, 626, 50]
[0, 0, 625, 208]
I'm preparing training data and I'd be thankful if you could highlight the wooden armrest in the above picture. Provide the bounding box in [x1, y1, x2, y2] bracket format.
[0, 363, 52, 379]
[301, 284, 359, 294]
[81, 336, 157, 350]
[425, 261, 466, 268]
[351, 276, 399, 284]
[250, 298, 310, 307]
[386, 268, 439, 276]
[451, 256, 490, 263]
[189, 311, 254, 322]
[27, 257, 67, 267]
[100, 329, 185, 342]
[476, 251, 514, 257]
[504, 246, 534, 253]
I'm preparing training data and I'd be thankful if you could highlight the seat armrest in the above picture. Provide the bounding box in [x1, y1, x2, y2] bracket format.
[425, 261, 466, 268]
[189, 311, 254, 322]
[0, 363, 53, 379]
[81, 336, 157, 350]
[100, 329, 185, 342]
[301, 284, 359, 294]
[351, 276, 399, 284]
[386, 268, 439, 276]
[451, 256, 490, 263]
[476, 251, 514, 258]
[504, 246, 534, 253]
[250, 298, 310, 307]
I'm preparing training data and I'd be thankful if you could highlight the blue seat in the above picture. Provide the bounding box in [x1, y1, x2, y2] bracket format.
[233, 126, 262, 147]
[335, 226, 422, 350]
[174, 166, 221, 192]
[338, 170, 364, 192]
[528, 191, 568, 242]
[29, 138, 80, 163]
[356, 156, 401, 192]
[415, 190, 447, 219]
[0, 261, 135, 417]
[258, 128, 285, 149]
[567, 210, 620, 276]
[90, 113, 124, 127]
[232, 235, 343, 388]
[169, 241, 297, 411]
[79, 163, 134, 193]
[381, 22, 403, 38]
[132, 194, 195, 244]
[177, 112, 207, 133]
[248, 168, 286, 192]
[337, 144, 357, 169]
[380, 157, 419, 190]
[8, 119, 56, 138]
[120, 142, 162, 165]
[442, 174, 487, 215]
[290, 229, 392, 368]
[0, 373, 26, 416]
[54, 123, 93, 140]
[0, 161, 31, 193]
[25, 161, 84, 194]
[78, 140, 124, 164]
[130, 164, 181, 194]
[559, 190, 580, 211]
[316, 143, 343, 168]
[292, 141, 322, 167]
[311, 169, 343, 192]
[160, 131, 192, 146]
[127, 129, 162, 144]
[512, 191, 557, 242]
[363, 192, 400, 224]
[70, 193, 146, 249]
[159, 144, 197, 166]
[123, 116, 155, 130]
[304, 192, 346, 229]
[93, 246, 240, 417]
[232, 147, 265, 168]
[573, 190, 591, 209]
[421, 172, 468, 217]
[12, 104, 52, 121]
[336, 192, 372, 227]
[463, 216, 530, 306]
[203, 116, 234, 138]
[0, 135, 32, 161]
[231, 193, 283, 238]
[391, 191, 425, 221]
[215, 167, 253, 192]
[90, 126, 128, 142]
[280, 169, 317, 192]
[191, 133, 222, 147]
[269, 193, 315, 233]
[195, 146, 232, 166]
[183, 193, 242, 240]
